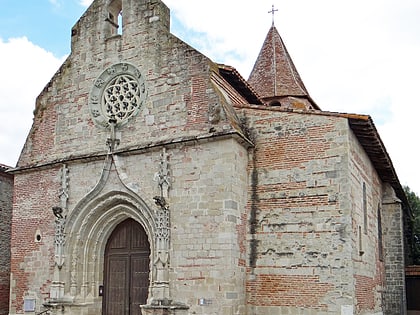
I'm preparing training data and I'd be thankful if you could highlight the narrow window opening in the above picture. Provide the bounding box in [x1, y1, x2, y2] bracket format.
[363, 182, 368, 234]
[359, 225, 364, 256]
[117, 12, 123, 35]
[378, 204, 383, 261]
[107, 0, 123, 37]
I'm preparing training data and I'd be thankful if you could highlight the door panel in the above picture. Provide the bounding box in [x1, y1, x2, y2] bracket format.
[131, 255, 150, 314]
[107, 256, 129, 314]
[108, 225, 129, 250]
[103, 219, 150, 315]
[131, 223, 150, 250]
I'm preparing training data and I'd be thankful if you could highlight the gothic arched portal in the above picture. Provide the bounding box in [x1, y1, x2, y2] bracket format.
[103, 218, 150, 315]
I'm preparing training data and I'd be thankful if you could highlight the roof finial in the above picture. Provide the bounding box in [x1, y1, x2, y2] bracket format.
[268, 4, 278, 26]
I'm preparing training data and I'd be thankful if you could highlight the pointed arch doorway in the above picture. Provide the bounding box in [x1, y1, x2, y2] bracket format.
[103, 218, 151, 315]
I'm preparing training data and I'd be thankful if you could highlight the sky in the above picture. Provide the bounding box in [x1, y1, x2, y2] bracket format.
[0, 0, 419, 195]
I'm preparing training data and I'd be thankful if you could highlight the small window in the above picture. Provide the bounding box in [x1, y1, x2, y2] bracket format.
[24, 298, 36, 312]
[117, 12, 123, 35]
[107, 0, 122, 37]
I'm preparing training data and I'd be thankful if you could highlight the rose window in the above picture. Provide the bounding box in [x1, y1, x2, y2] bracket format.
[102, 74, 140, 122]
[89, 63, 147, 127]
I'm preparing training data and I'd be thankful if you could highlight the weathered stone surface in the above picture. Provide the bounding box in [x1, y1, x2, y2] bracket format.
[6, 0, 407, 314]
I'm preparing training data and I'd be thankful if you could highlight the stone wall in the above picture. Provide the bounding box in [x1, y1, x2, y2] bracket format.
[0, 166, 13, 315]
[348, 129, 386, 314]
[10, 137, 249, 315]
[239, 107, 397, 315]
[382, 183, 406, 315]
[18, 0, 232, 169]
[241, 108, 356, 314]
[10, 0, 249, 313]
[169, 138, 248, 314]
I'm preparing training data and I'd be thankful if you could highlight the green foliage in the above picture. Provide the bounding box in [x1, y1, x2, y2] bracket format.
[404, 186, 420, 264]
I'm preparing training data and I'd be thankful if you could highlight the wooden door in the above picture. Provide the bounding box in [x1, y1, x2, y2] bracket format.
[407, 276, 420, 310]
[103, 219, 150, 315]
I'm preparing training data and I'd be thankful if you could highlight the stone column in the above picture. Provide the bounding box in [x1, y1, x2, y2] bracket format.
[142, 149, 189, 314]
[382, 183, 406, 315]
[141, 197, 189, 315]
[152, 196, 170, 302]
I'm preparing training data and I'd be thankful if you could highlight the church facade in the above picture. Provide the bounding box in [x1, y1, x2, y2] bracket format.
[7, 0, 408, 314]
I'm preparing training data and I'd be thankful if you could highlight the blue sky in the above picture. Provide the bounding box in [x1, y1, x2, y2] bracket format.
[0, 0, 419, 195]
[0, 1, 87, 57]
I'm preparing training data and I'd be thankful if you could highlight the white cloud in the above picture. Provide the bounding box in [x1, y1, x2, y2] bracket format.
[49, 0, 61, 7]
[165, 0, 420, 195]
[0, 37, 64, 167]
[0, 1, 418, 196]
[79, 0, 93, 7]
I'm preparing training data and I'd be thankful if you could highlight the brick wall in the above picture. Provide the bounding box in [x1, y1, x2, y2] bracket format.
[247, 274, 333, 307]
[237, 107, 397, 314]
[241, 107, 355, 314]
[9, 168, 59, 314]
[348, 129, 386, 314]
[406, 266, 420, 276]
[10, 0, 247, 313]
[0, 167, 13, 315]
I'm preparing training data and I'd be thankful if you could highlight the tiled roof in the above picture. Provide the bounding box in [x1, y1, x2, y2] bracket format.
[217, 64, 263, 105]
[342, 113, 408, 208]
[248, 25, 318, 108]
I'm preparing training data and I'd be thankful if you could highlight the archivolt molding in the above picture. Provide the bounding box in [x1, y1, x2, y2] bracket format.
[67, 195, 155, 301]
[62, 155, 158, 302]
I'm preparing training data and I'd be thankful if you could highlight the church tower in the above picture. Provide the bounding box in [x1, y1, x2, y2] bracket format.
[248, 22, 319, 110]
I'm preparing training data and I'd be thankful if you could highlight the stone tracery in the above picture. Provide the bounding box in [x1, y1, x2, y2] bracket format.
[102, 74, 141, 123]
[89, 62, 147, 127]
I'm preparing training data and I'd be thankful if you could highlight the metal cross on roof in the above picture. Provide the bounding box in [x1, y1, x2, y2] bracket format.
[268, 4, 278, 26]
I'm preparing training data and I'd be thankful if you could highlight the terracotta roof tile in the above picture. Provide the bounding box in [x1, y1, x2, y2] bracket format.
[248, 26, 313, 103]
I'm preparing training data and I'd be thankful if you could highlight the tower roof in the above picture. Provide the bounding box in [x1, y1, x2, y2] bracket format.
[248, 25, 318, 109]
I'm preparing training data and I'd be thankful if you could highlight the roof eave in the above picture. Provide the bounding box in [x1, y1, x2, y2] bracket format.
[342, 113, 409, 212]
[217, 64, 264, 105]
